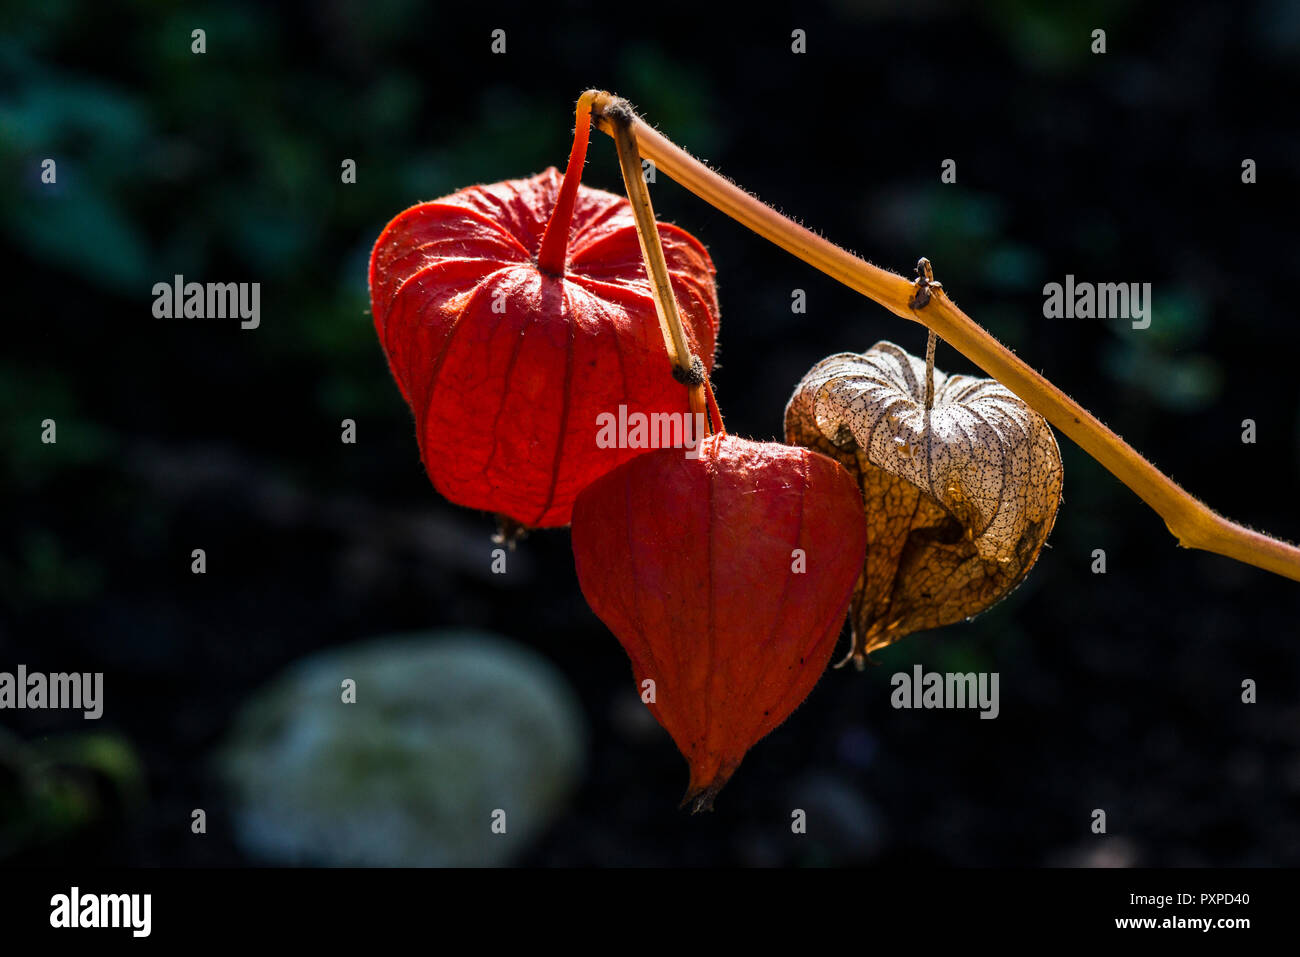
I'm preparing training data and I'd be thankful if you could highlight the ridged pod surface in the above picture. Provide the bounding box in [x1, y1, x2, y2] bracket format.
[370, 164, 719, 527]
[571, 434, 868, 809]
[785, 342, 1062, 663]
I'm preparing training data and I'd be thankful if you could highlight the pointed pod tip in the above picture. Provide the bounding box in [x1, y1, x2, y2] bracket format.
[680, 783, 720, 815]
[492, 514, 530, 549]
[679, 759, 742, 814]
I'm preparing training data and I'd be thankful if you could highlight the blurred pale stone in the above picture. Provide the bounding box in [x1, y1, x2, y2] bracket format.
[219, 631, 586, 866]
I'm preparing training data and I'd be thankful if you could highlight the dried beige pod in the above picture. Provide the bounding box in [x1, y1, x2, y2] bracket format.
[784, 340, 1063, 666]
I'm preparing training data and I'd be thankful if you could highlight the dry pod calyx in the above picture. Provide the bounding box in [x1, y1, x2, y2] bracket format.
[785, 340, 1063, 665]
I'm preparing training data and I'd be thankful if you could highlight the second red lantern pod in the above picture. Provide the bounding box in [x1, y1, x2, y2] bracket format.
[571, 434, 869, 809]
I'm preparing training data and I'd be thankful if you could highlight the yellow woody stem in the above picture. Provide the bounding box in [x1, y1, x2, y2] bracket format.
[586, 90, 1300, 582]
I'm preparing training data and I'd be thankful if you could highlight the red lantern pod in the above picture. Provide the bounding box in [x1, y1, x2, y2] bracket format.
[368, 115, 720, 528]
[571, 434, 868, 810]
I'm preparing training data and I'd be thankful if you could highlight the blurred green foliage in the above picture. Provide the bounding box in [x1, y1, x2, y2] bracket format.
[0, 727, 146, 858]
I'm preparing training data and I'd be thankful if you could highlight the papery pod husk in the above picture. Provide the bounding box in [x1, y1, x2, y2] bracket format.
[784, 341, 1063, 664]
[570, 434, 868, 810]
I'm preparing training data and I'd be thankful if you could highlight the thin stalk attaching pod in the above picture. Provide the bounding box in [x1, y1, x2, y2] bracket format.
[923, 330, 937, 412]
[915, 258, 940, 412]
[537, 91, 595, 275]
[584, 90, 1300, 582]
[603, 96, 716, 426]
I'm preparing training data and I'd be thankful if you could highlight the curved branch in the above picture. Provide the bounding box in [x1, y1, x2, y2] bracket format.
[584, 90, 1300, 582]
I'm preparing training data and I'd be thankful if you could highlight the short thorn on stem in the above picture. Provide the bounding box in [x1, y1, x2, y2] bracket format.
[910, 255, 942, 312]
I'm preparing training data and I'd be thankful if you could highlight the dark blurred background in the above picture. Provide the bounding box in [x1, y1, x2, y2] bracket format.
[2, 0, 1299, 866]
